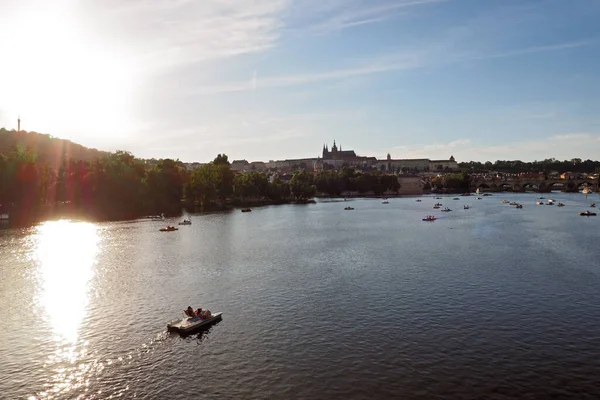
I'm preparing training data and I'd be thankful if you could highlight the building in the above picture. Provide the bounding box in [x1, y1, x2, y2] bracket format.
[429, 156, 459, 172]
[322, 140, 357, 160]
[376, 154, 430, 173]
[231, 160, 249, 171]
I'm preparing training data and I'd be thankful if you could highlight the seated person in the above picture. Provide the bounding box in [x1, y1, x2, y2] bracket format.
[204, 310, 211, 318]
[195, 308, 203, 318]
[185, 306, 194, 317]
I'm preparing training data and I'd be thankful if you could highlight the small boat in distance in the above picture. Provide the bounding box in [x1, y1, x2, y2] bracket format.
[241, 208, 252, 212]
[536, 202, 544, 205]
[579, 210, 597, 216]
[516, 204, 523, 209]
[416, 199, 422, 202]
[453, 198, 460, 200]
[167, 312, 223, 334]
[501, 200, 509, 204]
[178, 219, 192, 225]
[151, 213, 165, 221]
[591, 203, 596, 208]
[583, 185, 591, 198]
[441, 207, 452, 212]
[557, 203, 565, 207]
[382, 201, 389, 204]
[159, 226, 178, 232]
[344, 206, 354, 210]
[464, 205, 470, 210]
[422, 215, 436, 221]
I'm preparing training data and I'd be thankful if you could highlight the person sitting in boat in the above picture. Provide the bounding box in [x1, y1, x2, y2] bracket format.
[195, 308, 203, 318]
[204, 310, 211, 319]
[185, 306, 194, 317]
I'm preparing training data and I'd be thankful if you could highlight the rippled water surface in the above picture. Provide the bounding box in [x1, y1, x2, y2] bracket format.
[1, 193, 600, 399]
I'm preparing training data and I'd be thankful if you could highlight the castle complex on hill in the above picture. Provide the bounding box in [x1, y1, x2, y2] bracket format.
[228, 141, 459, 174]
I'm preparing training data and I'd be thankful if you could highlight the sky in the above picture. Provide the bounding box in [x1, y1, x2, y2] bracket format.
[0, 0, 599, 163]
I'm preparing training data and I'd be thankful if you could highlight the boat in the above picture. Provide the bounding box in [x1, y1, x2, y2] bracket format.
[509, 202, 518, 206]
[453, 198, 460, 200]
[435, 197, 443, 199]
[159, 226, 178, 232]
[441, 207, 452, 212]
[433, 205, 440, 209]
[501, 200, 509, 204]
[382, 201, 389, 204]
[463, 205, 470, 210]
[167, 312, 223, 334]
[344, 206, 354, 210]
[538, 197, 545, 199]
[241, 208, 252, 212]
[548, 199, 555, 205]
[536, 202, 544, 205]
[591, 203, 596, 208]
[476, 197, 482, 200]
[178, 219, 192, 225]
[557, 203, 565, 207]
[583, 185, 591, 199]
[515, 204, 523, 209]
[434, 202, 442, 207]
[422, 215, 436, 221]
[415, 199, 422, 202]
[579, 211, 597, 216]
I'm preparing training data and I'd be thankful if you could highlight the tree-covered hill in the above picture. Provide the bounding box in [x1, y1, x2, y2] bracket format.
[0, 128, 107, 164]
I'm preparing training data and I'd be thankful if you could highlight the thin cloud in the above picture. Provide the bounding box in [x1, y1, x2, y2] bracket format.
[395, 134, 600, 162]
[468, 39, 597, 61]
[188, 50, 429, 95]
[185, 33, 596, 96]
[305, 0, 446, 34]
[83, 0, 289, 72]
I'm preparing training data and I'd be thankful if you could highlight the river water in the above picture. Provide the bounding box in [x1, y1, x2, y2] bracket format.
[1, 193, 600, 399]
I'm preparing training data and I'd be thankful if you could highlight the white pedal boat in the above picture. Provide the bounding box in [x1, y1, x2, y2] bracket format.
[167, 312, 223, 333]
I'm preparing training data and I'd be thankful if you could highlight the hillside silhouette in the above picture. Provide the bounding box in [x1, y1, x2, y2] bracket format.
[0, 128, 107, 164]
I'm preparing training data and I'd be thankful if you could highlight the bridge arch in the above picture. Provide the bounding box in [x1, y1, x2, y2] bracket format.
[522, 182, 539, 191]
[578, 181, 595, 188]
[546, 181, 566, 191]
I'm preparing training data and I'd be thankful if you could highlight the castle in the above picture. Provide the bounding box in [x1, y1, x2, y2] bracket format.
[322, 140, 357, 160]
[229, 141, 459, 173]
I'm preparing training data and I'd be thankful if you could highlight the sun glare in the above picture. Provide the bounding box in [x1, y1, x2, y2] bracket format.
[34, 220, 99, 343]
[0, 6, 136, 140]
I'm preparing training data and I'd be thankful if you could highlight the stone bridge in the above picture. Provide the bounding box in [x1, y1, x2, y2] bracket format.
[470, 178, 599, 193]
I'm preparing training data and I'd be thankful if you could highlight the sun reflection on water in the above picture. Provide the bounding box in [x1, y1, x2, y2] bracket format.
[34, 220, 99, 343]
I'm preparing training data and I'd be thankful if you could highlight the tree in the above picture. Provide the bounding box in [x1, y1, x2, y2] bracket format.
[213, 154, 230, 165]
[290, 171, 316, 200]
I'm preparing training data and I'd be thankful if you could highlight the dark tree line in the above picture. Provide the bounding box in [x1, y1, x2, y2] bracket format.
[459, 159, 600, 174]
[0, 146, 318, 223]
[314, 168, 401, 196]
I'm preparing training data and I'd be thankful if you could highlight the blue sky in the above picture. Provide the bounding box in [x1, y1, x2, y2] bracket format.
[0, 0, 599, 163]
